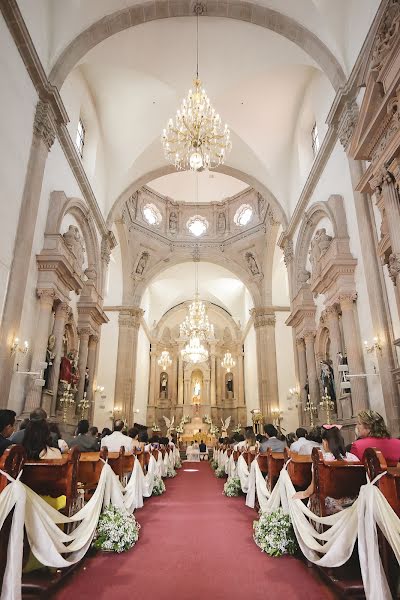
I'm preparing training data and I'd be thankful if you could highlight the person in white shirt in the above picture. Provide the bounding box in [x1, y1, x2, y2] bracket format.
[101, 420, 134, 453]
[298, 426, 323, 455]
[290, 427, 308, 453]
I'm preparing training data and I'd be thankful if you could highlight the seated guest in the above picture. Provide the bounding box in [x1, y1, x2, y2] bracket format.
[293, 426, 358, 510]
[10, 408, 59, 447]
[298, 426, 323, 455]
[199, 440, 208, 460]
[243, 427, 256, 450]
[0, 409, 16, 456]
[260, 424, 286, 452]
[23, 416, 62, 459]
[138, 429, 149, 450]
[100, 427, 112, 439]
[290, 427, 308, 452]
[101, 420, 134, 453]
[286, 432, 296, 447]
[67, 419, 99, 452]
[48, 422, 69, 453]
[89, 426, 98, 439]
[128, 427, 141, 450]
[351, 410, 400, 464]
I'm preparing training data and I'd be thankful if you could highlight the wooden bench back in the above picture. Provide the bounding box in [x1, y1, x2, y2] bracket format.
[284, 448, 312, 490]
[77, 447, 108, 496]
[267, 449, 285, 491]
[310, 448, 366, 517]
[105, 446, 125, 481]
[257, 452, 269, 475]
[20, 446, 80, 516]
[363, 448, 400, 517]
[135, 449, 145, 471]
[152, 449, 159, 461]
[242, 451, 254, 467]
[0, 444, 25, 493]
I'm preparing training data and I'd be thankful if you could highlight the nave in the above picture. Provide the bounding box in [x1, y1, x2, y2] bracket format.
[55, 462, 334, 600]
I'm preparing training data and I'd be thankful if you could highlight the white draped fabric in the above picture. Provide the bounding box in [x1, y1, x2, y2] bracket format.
[162, 452, 169, 476]
[123, 458, 145, 511]
[226, 454, 237, 479]
[245, 459, 272, 510]
[236, 455, 250, 493]
[186, 447, 200, 461]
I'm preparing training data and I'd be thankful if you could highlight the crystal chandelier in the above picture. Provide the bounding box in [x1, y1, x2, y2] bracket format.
[158, 350, 172, 371]
[161, 9, 231, 171]
[221, 351, 236, 372]
[181, 333, 208, 364]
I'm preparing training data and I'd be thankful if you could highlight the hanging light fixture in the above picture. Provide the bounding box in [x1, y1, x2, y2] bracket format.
[181, 333, 209, 364]
[221, 351, 236, 372]
[161, 6, 232, 171]
[158, 350, 172, 371]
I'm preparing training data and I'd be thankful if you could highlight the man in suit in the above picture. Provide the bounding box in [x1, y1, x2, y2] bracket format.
[259, 424, 286, 452]
[0, 409, 16, 456]
[199, 440, 208, 460]
[66, 419, 99, 452]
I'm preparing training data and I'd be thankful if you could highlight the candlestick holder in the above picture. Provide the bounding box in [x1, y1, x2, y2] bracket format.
[319, 388, 335, 425]
[60, 384, 75, 423]
[78, 392, 90, 419]
[304, 395, 318, 427]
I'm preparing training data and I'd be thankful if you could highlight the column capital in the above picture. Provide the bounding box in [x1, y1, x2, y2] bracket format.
[55, 301, 70, 319]
[296, 337, 305, 348]
[118, 307, 144, 329]
[250, 307, 276, 328]
[303, 330, 316, 343]
[33, 101, 55, 151]
[324, 303, 340, 320]
[78, 327, 92, 339]
[388, 252, 400, 283]
[37, 288, 56, 307]
[337, 100, 358, 151]
[339, 292, 357, 309]
[89, 334, 99, 345]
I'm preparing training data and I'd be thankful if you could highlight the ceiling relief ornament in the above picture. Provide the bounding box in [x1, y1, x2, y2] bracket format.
[127, 192, 138, 221]
[338, 101, 359, 151]
[257, 192, 266, 217]
[217, 211, 226, 234]
[169, 210, 178, 234]
[370, 0, 400, 73]
[245, 251, 260, 277]
[135, 251, 150, 276]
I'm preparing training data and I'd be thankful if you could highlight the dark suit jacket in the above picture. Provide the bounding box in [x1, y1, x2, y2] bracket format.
[10, 429, 59, 448]
[259, 437, 286, 453]
[65, 433, 99, 452]
[199, 443, 207, 452]
[0, 434, 11, 457]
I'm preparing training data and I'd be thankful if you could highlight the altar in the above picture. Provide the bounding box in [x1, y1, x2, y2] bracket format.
[180, 415, 215, 445]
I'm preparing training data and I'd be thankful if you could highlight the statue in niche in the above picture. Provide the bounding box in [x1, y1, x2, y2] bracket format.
[160, 372, 168, 397]
[169, 211, 178, 234]
[257, 192, 265, 216]
[136, 251, 149, 275]
[320, 360, 336, 401]
[63, 225, 85, 269]
[43, 335, 56, 391]
[245, 252, 260, 276]
[84, 367, 90, 394]
[226, 373, 234, 395]
[309, 228, 333, 274]
[193, 379, 201, 398]
[217, 212, 226, 233]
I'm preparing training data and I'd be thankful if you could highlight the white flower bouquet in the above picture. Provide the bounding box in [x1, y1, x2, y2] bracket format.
[93, 505, 140, 553]
[215, 466, 227, 478]
[175, 456, 182, 469]
[210, 459, 218, 470]
[152, 475, 166, 495]
[253, 508, 298, 557]
[223, 476, 242, 497]
[167, 465, 177, 477]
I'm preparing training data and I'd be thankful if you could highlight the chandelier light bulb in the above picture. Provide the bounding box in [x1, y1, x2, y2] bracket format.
[190, 152, 203, 170]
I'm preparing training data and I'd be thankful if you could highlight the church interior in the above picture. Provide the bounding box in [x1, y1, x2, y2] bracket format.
[0, 0, 400, 598]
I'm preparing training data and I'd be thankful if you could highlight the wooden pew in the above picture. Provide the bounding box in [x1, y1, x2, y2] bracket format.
[267, 449, 285, 492]
[242, 451, 255, 468]
[77, 447, 108, 499]
[20, 446, 80, 517]
[106, 446, 125, 482]
[284, 448, 312, 491]
[135, 449, 145, 472]
[0, 446, 26, 591]
[256, 452, 269, 477]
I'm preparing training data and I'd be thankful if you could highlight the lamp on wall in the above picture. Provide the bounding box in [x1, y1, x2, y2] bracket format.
[10, 337, 29, 356]
[363, 337, 382, 355]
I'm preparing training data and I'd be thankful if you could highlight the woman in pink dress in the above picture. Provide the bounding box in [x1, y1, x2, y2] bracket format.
[351, 410, 400, 465]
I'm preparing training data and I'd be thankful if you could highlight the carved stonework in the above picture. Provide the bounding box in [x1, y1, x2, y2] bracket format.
[283, 239, 294, 267]
[338, 101, 358, 151]
[303, 330, 316, 343]
[298, 268, 311, 286]
[135, 251, 149, 275]
[245, 251, 260, 276]
[339, 292, 357, 309]
[63, 225, 85, 269]
[388, 252, 400, 283]
[370, 0, 400, 73]
[251, 308, 276, 328]
[33, 101, 55, 151]
[309, 228, 333, 276]
[78, 327, 91, 339]
[118, 308, 144, 329]
[37, 288, 56, 307]
[324, 304, 340, 320]
[217, 212, 226, 234]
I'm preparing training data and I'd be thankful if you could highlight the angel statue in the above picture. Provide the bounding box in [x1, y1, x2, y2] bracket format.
[162, 415, 175, 437]
[220, 416, 231, 437]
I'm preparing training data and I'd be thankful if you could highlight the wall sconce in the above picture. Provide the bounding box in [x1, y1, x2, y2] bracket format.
[271, 407, 283, 428]
[364, 337, 382, 355]
[96, 385, 105, 393]
[11, 337, 29, 356]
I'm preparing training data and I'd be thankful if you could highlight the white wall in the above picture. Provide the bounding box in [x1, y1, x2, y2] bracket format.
[134, 325, 150, 424]
[244, 324, 259, 425]
[275, 311, 297, 432]
[93, 311, 119, 430]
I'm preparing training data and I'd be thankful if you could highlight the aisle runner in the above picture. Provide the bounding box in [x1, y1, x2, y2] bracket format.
[55, 463, 334, 600]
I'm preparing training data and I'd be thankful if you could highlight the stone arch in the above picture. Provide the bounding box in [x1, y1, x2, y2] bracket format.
[107, 163, 288, 230]
[46, 192, 101, 291]
[49, 2, 346, 92]
[315, 325, 330, 363]
[293, 196, 348, 296]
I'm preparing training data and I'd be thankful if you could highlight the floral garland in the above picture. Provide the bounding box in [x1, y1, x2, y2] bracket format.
[210, 459, 218, 470]
[223, 477, 242, 497]
[253, 508, 298, 557]
[215, 466, 227, 478]
[167, 465, 177, 478]
[93, 506, 140, 553]
[152, 475, 166, 496]
[175, 456, 182, 469]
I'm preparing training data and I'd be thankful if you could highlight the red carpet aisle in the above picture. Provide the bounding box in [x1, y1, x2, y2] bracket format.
[54, 463, 336, 600]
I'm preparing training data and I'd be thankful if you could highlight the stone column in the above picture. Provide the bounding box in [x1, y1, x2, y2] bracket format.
[303, 331, 320, 406]
[114, 307, 143, 425]
[0, 101, 55, 407]
[324, 304, 343, 400]
[237, 346, 245, 407]
[184, 375, 191, 406]
[177, 349, 184, 406]
[48, 301, 70, 414]
[210, 351, 216, 407]
[378, 166, 400, 306]
[148, 348, 157, 408]
[339, 293, 368, 415]
[86, 335, 98, 406]
[171, 351, 178, 405]
[76, 328, 91, 402]
[23, 288, 56, 413]
[296, 337, 308, 411]
[251, 308, 279, 421]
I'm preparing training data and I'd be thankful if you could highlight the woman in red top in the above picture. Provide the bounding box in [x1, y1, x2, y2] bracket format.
[351, 410, 400, 465]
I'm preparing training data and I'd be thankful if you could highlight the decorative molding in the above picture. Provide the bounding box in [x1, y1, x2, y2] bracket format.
[388, 252, 400, 282]
[33, 101, 55, 150]
[369, 0, 400, 73]
[250, 308, 276, 328]
[337, 101, 359, 151]
[37, 288, 56, 306]
[339, 292, 358, 308]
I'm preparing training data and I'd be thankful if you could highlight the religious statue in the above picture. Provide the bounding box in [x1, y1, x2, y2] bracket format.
[245, 252, 260, 276]
[135, 251, 149, 275]
[59, 352, 73, 384]
[70, 350, 80, 390]
[84, 366, 90, 394]
[193, 379, 201, 398]
[63, 225, 85, 269]
[220, 416, 231, 437]
[169, 211, 178, 233]
[226, 373, 234, 395]
[298, 268, 311, 286]
[309, 228, 333, 275]
[44, 334, 56, 391]
[160, 373, 168, 395]
[320, 360, 336, 401]
[257, 192, 265, 216]
[217, 212, 226, 233]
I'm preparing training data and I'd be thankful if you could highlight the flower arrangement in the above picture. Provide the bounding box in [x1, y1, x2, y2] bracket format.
[93, 505, 140, 553]
[210, 459, 218, 470]
[232, 423, 242, 434]
[152, 476, 166, 496]
[175, 456, 182, 469]
[253, 508, 298, 557]
[167, 466, 177, 478]
[210, 425, 219, 436]
[223, 477, 242, 497]
[215, 466, 227, 478]
[203, 415, 212, 425]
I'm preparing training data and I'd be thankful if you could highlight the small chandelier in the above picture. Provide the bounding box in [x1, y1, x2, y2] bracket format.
[161, 9, 231, 171]
[181, 333, 208, 364]
[221, 351, 235, 372]
[158, 350, 172, 371]
[180, 295, 213, 340]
